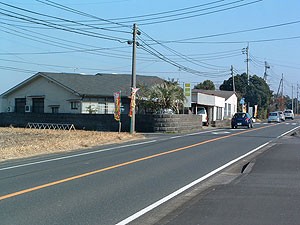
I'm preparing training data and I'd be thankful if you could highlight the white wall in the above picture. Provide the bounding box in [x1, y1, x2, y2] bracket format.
[1, 76, 80, 113]
[195, 93, 224, 107]
[224, 94, 238, 118]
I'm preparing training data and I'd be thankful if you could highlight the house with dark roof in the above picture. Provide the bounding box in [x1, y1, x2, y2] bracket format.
[192, 89, 237, 123]
[0, 72, 165, 114]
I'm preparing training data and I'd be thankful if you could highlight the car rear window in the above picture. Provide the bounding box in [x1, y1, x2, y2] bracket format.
[269, 112, 277, 116]
[284, 110, 292, 113]
[234, 113, 245, 118]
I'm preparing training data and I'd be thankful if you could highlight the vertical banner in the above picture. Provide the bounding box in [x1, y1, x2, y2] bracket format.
[129, 87, 139, 117]
[254, 105, 258, 118]
[114, 91, 121, 121]
[184, 83, 191, 108]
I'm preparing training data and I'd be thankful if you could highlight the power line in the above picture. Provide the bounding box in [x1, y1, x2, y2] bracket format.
[100, 0, 263, 26]
[139, 28, 236, 71]
[138, 0, 263, 26]
[0, 2, 129, 42]
[164, 19, 300, 43]
[35, 0, 131, 31]
[32, 0, 261, 28]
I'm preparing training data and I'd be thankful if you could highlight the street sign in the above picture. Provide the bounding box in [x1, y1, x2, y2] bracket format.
[184, 83, 191, 107]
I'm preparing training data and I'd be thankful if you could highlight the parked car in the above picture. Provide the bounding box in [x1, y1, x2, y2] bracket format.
[276, 111, 285, 121]
[268, 112, 281, 123]
[196, 106, 208, 125]
[231, 112, 253, 129]
[284, 109, 294, 120]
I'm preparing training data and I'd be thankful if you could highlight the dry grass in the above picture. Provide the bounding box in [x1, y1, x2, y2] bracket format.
[0, 127, 144, 162]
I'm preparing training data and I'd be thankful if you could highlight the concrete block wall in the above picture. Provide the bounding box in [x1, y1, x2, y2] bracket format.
[0, 113, 202, 133]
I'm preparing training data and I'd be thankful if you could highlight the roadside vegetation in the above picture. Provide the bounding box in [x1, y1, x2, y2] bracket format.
[0, 127, 143, 162]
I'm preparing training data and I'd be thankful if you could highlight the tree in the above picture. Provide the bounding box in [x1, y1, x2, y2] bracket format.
[194, 80, 215, 90]
[220, 73, 272, 118]
[137, 80, 186, 114]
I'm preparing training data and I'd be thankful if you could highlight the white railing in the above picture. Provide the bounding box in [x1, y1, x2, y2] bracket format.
[26, 122, 76, 131]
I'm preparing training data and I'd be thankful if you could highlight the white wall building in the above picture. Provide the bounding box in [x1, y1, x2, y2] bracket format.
[192, 89, 237, 123]
[0, 72, 164, 114]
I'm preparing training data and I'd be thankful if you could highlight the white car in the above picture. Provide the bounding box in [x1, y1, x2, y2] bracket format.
[284, 109, 294, 120]
[196, 107, 208, 125]
[268, 112, 280, 123]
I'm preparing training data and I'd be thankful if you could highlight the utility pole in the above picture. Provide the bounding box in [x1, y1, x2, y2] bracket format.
[281, 73, 284, 99]
[292, 84, 294, 112]
[263, 61, 270, 83]
[296, 82, 299, 114]
[231, 65, 235, 92]
[281, 73, 284, 111]
[129, 23, 140, 134]
[246, 44, 249, 85]
[242, 44, 250, 85]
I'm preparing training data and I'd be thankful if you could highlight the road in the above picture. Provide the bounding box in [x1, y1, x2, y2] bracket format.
[0, 120, 299, 225]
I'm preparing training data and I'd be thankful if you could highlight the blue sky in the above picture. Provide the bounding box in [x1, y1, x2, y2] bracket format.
[1, 0, 299, 97]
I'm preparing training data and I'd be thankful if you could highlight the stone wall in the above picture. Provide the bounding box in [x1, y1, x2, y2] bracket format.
[0, 113, 202, 133]
[211, 119, 231, 128]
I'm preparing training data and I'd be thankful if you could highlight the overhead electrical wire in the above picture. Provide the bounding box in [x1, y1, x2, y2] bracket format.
[139, 45, 230, 78]
[0, 2, 239, 78]
[35, 0, 130, 29]
[3, 0, 291, 82]
[165, 20, 300, 43]
[0, 2, 129, 42]
[104, 0, 225, 22]
[132, 0, 263, 26]
[0, 25, 132, 59]
[30, 0, 263, 28]
[0, 20, 128, 51]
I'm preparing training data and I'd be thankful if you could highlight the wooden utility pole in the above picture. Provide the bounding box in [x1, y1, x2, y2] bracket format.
[129, 23, 139, 134]
[246, 44, 249, 85]
[231, 65, 235, 92]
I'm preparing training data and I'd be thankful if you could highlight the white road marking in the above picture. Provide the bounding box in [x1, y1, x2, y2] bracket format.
[116, 141, 271, 225]
[182, 129, 222, 137]
[0, 129, 220, 171]
[277, 126, 300, 138]
[0, 140, 158, 171]
[212, 131, 231, 135]
[116, 125, 300, 225]
[170, 136, 182, 139]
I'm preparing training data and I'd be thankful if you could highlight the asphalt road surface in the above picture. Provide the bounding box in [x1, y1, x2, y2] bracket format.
[0, 120, 299, 225]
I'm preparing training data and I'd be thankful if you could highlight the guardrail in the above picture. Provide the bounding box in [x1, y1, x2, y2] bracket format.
[26, 122, 76, 131]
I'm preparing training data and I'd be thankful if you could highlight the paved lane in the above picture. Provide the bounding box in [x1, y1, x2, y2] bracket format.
[0, 121, 299, 225]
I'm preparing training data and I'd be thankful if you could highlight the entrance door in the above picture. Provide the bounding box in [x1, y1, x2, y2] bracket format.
[32, 98, 44, 113]
[15, 98, 26, 113]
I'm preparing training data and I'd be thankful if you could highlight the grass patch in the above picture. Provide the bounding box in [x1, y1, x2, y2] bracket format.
[0, 127, 144, 162]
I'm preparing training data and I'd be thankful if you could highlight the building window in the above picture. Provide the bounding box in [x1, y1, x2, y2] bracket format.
[15, 98, 26, 113]
[107, 103, 115, 114]
[216, 107, 223, 120]
[228, 103, 232, 117]
[224, 103, 228, 116]
[98, 103, 106, 114]
[32, 98, 44, 113]
[71, 101, 79, 110]
[51, 107, 59, 114]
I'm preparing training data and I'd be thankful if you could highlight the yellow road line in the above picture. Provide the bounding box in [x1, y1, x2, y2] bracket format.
[0, 125, 273, 201]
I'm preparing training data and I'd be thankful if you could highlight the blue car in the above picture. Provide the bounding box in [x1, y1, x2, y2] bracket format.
[231, 112, 253, 129]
